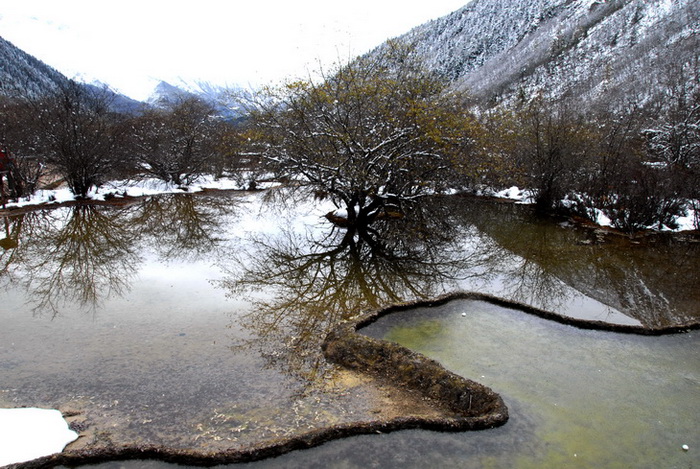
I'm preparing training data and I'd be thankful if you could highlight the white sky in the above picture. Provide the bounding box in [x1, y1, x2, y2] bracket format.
[0, 0, 469, 101]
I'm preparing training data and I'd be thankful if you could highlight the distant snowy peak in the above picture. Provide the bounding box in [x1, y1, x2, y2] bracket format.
[390, 0, 699, 107]
[147, 80, 197, 106]
[147, 80, 248, 120]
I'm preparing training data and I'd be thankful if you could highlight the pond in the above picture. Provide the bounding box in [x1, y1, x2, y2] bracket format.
[357, 299, 699, 468]
[0, 190, 698, 467]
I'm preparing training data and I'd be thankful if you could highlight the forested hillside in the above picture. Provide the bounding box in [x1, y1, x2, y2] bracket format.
[397, 0, 699, 108]
[0, 36, 139, 113]
[0, 36, 69, 98]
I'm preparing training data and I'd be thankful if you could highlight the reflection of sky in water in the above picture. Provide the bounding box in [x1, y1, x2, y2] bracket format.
[0, 191, 698, 465]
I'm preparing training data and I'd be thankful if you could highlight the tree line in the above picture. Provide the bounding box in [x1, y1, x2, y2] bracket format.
[1, 42, 698, 233]
[0, 80, 247, 200]
[483, 53, 700, 232]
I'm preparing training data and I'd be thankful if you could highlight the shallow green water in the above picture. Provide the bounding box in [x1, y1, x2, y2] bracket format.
[362, 299, 699, 468]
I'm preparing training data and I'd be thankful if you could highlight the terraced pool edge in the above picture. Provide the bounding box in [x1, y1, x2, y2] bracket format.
[8, 290, 698, 468]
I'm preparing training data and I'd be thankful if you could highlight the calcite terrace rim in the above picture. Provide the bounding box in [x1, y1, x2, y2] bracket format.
[6, 290, 697, 468]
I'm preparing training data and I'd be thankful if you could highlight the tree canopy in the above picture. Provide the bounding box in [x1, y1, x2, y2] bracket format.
[249, 42, 480, 229]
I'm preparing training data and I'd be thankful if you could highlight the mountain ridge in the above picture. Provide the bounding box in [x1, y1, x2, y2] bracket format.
[0, 35, 141, 113]
[0, 36, 70, 98]
[392, 0, 699, 108]
[3, 1, 699, 114]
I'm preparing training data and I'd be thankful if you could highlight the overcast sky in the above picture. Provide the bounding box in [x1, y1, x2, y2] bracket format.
[0, 0, 469, 101]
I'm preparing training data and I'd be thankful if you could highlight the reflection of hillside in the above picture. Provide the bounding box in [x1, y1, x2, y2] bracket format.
[216, 202, 505, 384]
[465, 197, 700, 327]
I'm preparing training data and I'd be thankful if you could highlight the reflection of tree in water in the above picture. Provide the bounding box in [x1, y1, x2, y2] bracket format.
[488, 213, 590, 315]
[466, 198, 700, 327]
[501, 256, 575, 313]
[0, 215, 20, 251]
[217, 199, 505, 385]
[1, 205, 140, 316]
[0, 193, 240, 317]
[1, 213, 25, 270]
[131, 193, 236, 260]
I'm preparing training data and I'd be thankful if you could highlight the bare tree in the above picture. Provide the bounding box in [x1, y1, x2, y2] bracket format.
[511, 95, 591, 213]
[0, 96, 44, 199]
[127, 96, 226, 186]
[32, 81, 127, 198]
[645, 50, 700, 172]
[248, 41, 481, 229]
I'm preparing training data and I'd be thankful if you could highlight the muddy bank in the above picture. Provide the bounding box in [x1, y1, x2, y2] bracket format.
[322, 309, 508, 430]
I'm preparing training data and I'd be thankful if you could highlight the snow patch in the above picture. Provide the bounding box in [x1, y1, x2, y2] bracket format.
[2, 175, 277, 210]
[594, 208, 612, 228]
[493, 186, 532, 203]
[666, 206, 697, 232]
[0, 408, 78, 466]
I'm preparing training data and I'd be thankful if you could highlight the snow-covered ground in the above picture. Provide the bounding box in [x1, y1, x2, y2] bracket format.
[0, 408, 78, 466]
[1, 175, 262, 209]
[2, 179, 696, 232]
[488, 185, 698, 232]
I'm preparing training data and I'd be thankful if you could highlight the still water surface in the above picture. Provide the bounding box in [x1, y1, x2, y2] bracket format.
[0, 191, 697, 467]
[72, 300, 699, 469]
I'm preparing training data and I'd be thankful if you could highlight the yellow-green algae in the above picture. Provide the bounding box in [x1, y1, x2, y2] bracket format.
[373, 299, 698, 468]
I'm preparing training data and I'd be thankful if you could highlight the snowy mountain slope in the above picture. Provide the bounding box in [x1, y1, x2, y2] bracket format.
[0, 35, 141, 112]
[0, 36, 69, 98]
[147, 79, 250, 121]
[393, 0, 699, 107]
[147, 80, 199, 107]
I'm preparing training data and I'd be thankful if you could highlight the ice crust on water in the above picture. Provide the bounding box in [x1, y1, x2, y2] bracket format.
[0, 408, 78, 466]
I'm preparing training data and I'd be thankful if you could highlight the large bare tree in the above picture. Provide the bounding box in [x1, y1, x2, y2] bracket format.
[249, 42, 481, 229]
[127, 96, 227, 186]
[32, 80, 127, 198]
